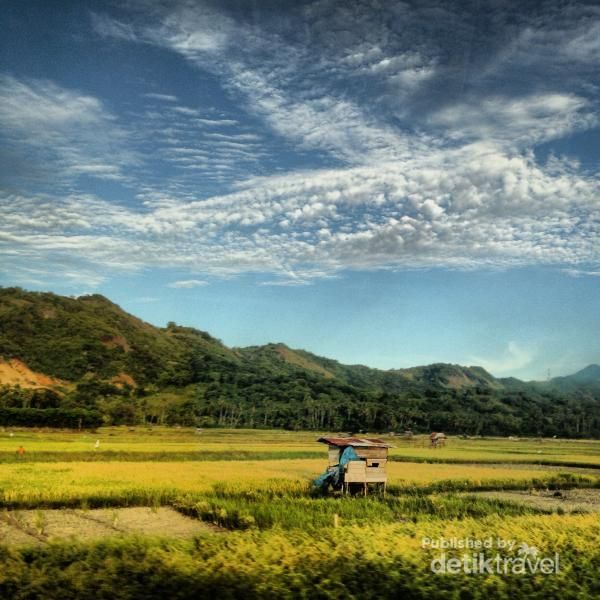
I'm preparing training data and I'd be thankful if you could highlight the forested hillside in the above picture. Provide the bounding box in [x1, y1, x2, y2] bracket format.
[0, 287, 598, 436]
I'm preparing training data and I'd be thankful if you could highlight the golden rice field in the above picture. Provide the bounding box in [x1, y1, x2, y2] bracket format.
[0, 427, 598, 507]
[1, 427, 599, 599]
[3, 459, 591, 506]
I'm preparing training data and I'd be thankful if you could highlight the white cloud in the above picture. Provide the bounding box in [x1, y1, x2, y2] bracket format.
[143, 92, 179, 102]
[0, 75, 106, 127]
[99, 3, 431, 166]
[2, 2, 598, 287]
[563, 21, 600, 62]
[429, 93, 595, 148]
[91, 12, 138, 42]
[167, 279, 208, 288]
[2, 140, 598, 283]
[562, 268, 600, 278]
[125, 96, 270, 189]
[469, 342, 534, 376]
[0, 75, 134, 184]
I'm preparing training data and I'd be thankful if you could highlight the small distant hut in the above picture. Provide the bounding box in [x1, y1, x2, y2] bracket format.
[430, 432, 446, 448]
[314, 437, 392, 495]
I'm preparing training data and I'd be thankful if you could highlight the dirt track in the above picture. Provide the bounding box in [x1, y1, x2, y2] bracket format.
[0, 507, 220, 546]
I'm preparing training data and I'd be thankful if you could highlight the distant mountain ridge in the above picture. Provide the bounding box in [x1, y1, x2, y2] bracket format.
[0, 286, 598, 436]
[545, 364, 600, 391]
[0, 286, 595, 392]
[248, 345, 504, 392]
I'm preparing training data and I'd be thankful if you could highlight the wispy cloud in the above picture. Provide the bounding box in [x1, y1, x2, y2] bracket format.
[143, 92, 179, 102]
[469, 342, 535, 376]
[0, 75, 134, 187]
[1, 1, 598, 287]
[167, 279, 208, 288]
[2, 137, 598, 283]
[429, 93, 595, 148]
[90, 11, 138, 42]
[562, 268, 600, 278]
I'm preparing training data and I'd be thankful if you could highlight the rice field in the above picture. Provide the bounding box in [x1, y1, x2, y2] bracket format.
[1, 427, 599, 598]
[1, 427, 598, 466]
[1, 459, 598, 508]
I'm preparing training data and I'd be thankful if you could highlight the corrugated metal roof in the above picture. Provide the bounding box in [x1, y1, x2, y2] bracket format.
[317, 437, 392, 448]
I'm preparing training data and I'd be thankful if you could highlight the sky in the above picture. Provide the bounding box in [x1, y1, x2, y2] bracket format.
[0, 0, 598, 380]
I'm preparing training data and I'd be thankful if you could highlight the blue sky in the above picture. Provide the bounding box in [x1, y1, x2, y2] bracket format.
[0, 0, 598, 379]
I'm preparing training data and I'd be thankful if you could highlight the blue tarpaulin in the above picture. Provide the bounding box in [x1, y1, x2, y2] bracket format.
[314, 446, 361, 490]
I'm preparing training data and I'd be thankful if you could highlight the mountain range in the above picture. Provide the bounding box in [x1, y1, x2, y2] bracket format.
[0, 286, 598, 436]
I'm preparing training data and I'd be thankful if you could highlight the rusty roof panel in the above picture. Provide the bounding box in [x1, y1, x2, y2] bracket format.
[317, 437, 393, 448]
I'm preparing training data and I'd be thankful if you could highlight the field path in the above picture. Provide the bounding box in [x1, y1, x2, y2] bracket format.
[0, 507, 220, 546]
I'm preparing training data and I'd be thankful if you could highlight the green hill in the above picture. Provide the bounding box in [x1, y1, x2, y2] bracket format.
[270, 349, 501, 393]
[0, 287, 236, 385]
[0, 286, 598, 437]
[549, 364, 600, 390]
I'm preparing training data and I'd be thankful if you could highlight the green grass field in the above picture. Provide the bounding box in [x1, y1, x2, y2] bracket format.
[1, 427, 599, 599]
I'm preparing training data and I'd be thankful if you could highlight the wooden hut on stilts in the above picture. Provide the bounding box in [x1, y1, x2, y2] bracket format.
[315, 437, 392, 495]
